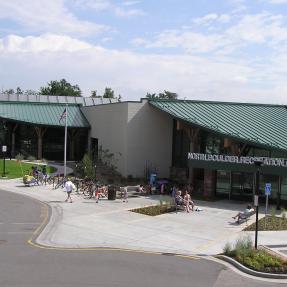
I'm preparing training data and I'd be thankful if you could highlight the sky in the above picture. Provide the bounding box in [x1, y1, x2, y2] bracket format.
[1, 0, 287, 103]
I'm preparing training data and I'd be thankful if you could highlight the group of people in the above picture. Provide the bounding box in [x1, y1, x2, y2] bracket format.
[64, 178, 255, 224]
[64, 179, 117, 204]
[30, 165, 47, 184]
[174, 190, 195, 213]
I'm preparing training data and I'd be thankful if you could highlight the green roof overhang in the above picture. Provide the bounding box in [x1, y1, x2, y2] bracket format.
[149, 99, 287, 152]
[188, 159, 287, 176]
[0, 102, 90, 128]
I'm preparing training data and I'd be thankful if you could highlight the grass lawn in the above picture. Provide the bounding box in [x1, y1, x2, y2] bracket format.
[0, 160, 57, 179]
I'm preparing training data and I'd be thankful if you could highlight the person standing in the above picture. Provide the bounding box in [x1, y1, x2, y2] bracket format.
[123, 187, 128, 202]
[65, 178, 75, 203]
[171, 185, 177, 198]
[160, 183, 165, 194]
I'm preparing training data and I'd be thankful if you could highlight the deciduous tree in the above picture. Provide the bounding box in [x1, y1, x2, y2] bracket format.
[40, 79, 81, 97]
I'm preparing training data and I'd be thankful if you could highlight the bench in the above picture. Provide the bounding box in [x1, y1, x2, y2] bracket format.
[172, 198, 186, 213]
[237, 210, 255, 224]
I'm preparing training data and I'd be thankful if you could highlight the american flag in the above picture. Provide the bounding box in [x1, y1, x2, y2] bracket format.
[59, 108, 67, 122]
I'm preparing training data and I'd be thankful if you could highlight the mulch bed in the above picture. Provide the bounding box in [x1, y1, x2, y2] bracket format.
[244, 216, 287, 231]
[130, 205, 176, 216]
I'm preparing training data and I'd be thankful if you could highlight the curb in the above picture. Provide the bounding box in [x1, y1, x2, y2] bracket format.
[215, 255, 287, 279]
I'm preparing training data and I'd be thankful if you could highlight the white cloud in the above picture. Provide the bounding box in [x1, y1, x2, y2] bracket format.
[73, 0, 145, 17]
[122, 1, 141, 6]
[1, 33, 286, 104]
[114, 7, 145, 17]
[0, 34, 92, 52]
[0, 0, 107, 36]
[73, 0, 112, 11]
[139, 12, 287, 56]
[267, 0, 287, 3]
[193, 13, 231, 26]
[226, 13, 287, 45]
[146, 30, 226, 53]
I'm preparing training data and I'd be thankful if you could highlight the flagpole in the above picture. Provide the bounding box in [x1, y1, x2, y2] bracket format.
[64, 104, 68, 177]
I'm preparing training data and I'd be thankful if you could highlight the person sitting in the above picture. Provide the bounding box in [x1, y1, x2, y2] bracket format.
[232, 205, 255, 223]
[183, 190, 195, 212]
[138, 184, 144, 193]
[175, 190, 184, 206]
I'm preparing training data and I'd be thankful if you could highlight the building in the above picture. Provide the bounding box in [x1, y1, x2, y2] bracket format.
[1, 95, 287, 204]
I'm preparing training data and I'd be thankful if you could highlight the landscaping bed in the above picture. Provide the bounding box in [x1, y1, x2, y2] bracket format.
[223, 236, 287, 274]
[244, 215, 287, 231]
[131, 203, 176, 216]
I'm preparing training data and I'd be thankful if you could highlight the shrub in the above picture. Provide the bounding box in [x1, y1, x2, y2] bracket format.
[76, 153, 95, 180]
[223, 242, 233, 256]
[15, 153, 24, 162]
[270, 207, 277, 226]
[281, 208, 286, 220]
[234, 235, 253, 258]
[27, 155, 36, 161]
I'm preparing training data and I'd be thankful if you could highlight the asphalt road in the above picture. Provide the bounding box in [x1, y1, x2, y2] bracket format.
[0, 189, 285, 287]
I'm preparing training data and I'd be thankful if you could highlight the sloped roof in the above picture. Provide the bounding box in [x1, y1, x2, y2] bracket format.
[149, 99, 287, 151]
[0, 102, 90, 128]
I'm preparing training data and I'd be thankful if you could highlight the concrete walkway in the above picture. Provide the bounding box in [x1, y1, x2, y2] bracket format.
[0, 174, 286, 256]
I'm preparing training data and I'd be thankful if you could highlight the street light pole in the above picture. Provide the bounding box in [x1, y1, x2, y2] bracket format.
[254, 161, 262, 249]
[2, 145, 7, 178]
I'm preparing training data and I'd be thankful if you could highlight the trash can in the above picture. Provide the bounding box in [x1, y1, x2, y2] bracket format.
[108, 185, 117, 200]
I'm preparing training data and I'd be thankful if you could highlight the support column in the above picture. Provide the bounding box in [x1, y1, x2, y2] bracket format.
[34, 127, 47, 160]
[68, 129, 78, 160]
[203, 169, 217, 198]
[277, 176, 282, 210]
[11, 124, 18, 158]
[186, 127, 199, 184]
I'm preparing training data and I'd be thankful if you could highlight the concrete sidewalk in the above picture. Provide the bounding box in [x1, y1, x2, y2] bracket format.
[0, 176, 286, 256]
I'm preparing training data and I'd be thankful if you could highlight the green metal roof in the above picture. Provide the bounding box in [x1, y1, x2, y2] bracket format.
[149, 99, 287, 151]
[0, 102, 90, 128]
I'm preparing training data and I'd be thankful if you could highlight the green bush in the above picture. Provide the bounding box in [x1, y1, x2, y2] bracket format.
[15, 153, 24, 162]
[239, 250, 284, 271]
[281, 208, 286, 220]
[234, 235, 253, 258]
[27, 155, 36, 161]
[76, 153, 95, 180]
[270, 207, 277, 226]
[223, 242, 233, 256]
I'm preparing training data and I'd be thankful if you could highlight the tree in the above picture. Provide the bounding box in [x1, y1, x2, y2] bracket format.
[146, 92, 157, 99]
[3, 89, 14, 95]
[24, 89, 39, 95]
[159, 90, 178, 99]
[103, 87, 115, 98]
[16, 87, 23, 95]
[40, 79, 81, 97]
[76, 153, 95, 180]
[146, 90, 178, 99]
[91, 90, 100, 98]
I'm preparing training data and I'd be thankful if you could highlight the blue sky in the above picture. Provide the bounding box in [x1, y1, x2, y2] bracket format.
[0, 0, 287, 103]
